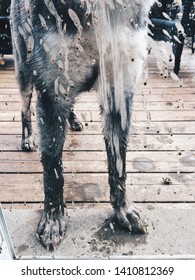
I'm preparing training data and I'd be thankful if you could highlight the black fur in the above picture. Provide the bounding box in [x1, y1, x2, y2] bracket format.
[10, 0, 154, 249]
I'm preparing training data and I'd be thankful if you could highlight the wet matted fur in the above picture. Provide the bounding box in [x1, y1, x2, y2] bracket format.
[10, 0, 155, 250]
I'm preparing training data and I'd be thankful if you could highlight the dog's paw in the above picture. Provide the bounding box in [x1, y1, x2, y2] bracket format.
[36, 210, 67, 250]
[69, 111, 83, 132]
[21, 136, 37, 151]
[69, 118, 83, 131]
[115, 204, 147, 234]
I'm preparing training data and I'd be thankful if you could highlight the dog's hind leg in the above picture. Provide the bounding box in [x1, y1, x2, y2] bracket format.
[101, 90, 147, 234]
[14, 51, 36, 151]
[19, 76, 36, 151]
[10, 1, 36, 151]
[68, 108, 83, 131]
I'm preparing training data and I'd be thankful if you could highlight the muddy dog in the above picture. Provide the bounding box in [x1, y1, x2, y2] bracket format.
[10, 0, 155, 249]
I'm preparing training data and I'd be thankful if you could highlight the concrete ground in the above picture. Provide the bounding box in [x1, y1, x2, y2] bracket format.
[3, 203, 195, 259]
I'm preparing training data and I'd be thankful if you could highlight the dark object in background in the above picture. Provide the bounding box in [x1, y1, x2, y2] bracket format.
[0, 0, 11, 16]
[0, 0, 12, 56]
[149, 0, 183, 75]
[0, 16, 12, 56]
[173, 0, 194, 74]
[181, 0, 195, 53]
[149, 0, 194, 75]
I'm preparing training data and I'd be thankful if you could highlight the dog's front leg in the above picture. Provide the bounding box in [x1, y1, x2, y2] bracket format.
[101, 91, 147, 233]
[35, 93, 69, 250]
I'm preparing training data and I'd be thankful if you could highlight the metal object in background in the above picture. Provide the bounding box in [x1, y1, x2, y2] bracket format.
[0, 204, 16, 260]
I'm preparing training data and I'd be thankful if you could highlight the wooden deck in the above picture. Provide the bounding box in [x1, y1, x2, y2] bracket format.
[0, 48, 195, 207]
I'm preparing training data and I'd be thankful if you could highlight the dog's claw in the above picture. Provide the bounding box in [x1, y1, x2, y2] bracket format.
[128, 225, 132, 232]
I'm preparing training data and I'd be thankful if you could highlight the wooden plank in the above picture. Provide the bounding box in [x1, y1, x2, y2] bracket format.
[1, 121, 195, 135]
[0, 75, 194, 89]
[1, 92, 195, 104]
[0, 84, 195, 95]
[0, 89, 20, 95]
[0, 151, 194, 173]
[0, 173, 194, 203]
[0, 109, 195, 122]
[0, 86, 195, 96]
[0, 172, 193, 187]
[0, 134, 194, 151]
[0, 157, 194, 173]
[0, 83, 18, 89]
[1, 100, 195, 111]
[145, 79, 195, 87]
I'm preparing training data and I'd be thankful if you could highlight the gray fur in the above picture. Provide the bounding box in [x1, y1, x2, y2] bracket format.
[10, 0, 155, 249]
